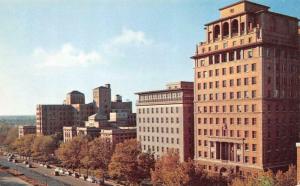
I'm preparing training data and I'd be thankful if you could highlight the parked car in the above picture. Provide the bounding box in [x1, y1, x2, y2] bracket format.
[26, 164, 32, 168]
[12, 159, 18, 163]
[53, 170, 59, 176]
[23, 161, 28, 165]
[72, 172, 79, 178]
[44, 164, 51, 169]
[65, 171, 72, 176]
[79, 175, 87, 180]
[87, 176, 96, 183]
[7, 157, 13, 162]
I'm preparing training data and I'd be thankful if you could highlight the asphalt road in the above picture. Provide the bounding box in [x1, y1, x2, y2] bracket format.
[0, 157, 120, 186]
[0, 157, 69, 186]
[0, 171, 32, 186]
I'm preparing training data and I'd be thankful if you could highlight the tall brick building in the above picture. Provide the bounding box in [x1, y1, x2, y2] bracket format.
[192, 0, 300, 176]
[37, 84, 136, 136]
[136, 82, 194, 162]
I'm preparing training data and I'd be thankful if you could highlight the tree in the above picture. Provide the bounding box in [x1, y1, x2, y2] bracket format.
[151, 151, 195, 186]
[275, 165, 296, 186]
[3, 127, 18, 146]
[55, 135, 88, 170]
[80, 137, 113, 180]
[32, 135, 56, 162]
[108, 139, 154, 185]
[12, 134, 35, 159]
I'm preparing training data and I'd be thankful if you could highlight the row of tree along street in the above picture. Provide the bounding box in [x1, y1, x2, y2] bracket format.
[5, 133, 297, 186]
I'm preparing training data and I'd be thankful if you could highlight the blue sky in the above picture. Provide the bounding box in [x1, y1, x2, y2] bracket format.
[0, 0, 299, 115]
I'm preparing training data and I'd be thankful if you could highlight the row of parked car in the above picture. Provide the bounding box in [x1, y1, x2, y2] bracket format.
[52, 167, 100, 184]
[5, 153, 103, 185]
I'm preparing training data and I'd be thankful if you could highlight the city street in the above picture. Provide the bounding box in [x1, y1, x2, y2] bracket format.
[0, 171, 32, 186]
[0, 156, 105, 186]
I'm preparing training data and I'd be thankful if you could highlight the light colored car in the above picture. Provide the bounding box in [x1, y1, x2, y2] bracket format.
[72, 172, 79, 178]
[26, 164, 32, 168]
[79, 175, 87, 180]
[23, 161, 28, 165]
[65, 171, 72, 176]
[44, 164, 51, 169]
[86, 176, 96, 183]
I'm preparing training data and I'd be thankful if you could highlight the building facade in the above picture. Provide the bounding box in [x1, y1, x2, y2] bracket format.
[192, 1, 300, 176]
[100, 127, 137, 148]
[37, 84, 135, 136]
[18, 125, 36, 138]
[136, 82, 194, 162]
[36, 104, 75, 136]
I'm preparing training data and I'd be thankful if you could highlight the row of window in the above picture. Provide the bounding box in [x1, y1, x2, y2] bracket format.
[139, 126, 180, 134]
[197, 90, 257, 102]
[198, 77, 257, 91]
[139, 135, 180, 144]
[198, 129, 257, 139]
[198, 104, 257, 114]
[197, 117, 257, 125]
[138, 117, 180, 124]
[138, 107, 180, 114]
[199, 150, 257, 164]
[139, 93, 182, 102]
[143, 145, 179, 154]
[197, 64, 256, 78]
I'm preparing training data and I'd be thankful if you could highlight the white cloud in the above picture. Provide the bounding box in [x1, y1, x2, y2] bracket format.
[33, 28, 153, 68]
[33, 43, 105, 67]
[110, 28, 153, 46]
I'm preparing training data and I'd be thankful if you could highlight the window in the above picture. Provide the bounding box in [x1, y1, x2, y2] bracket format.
[252, 118, 257, 125]
[252, 77, 257, 84]
[251, 63, 256, 71]
[222, 80, 226, 87]
[244, 131, 249, 138]
[229, 67, 234, 74]
[252, 144, 257, 151]
[244, 64, 249, 72]
[252, 131, 257, 138]
[245, 156, 249, 163]
[245, 143, 249, 150]
[230, 79, 234, 86]
[237, 65, 241, 73]
[244, 78, 249, 85]
[222, 68, 226, 75]
[248, 50, 253, 58]
[215, 69, 219, 76]
[237, 91, 241, 99]
[252, 90, 256, 98]
[237, 79, 241, 86]
[252, 157, 257, 164]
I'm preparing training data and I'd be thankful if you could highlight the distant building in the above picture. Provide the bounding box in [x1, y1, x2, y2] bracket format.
[38, 84, 136, 139]
[63, 126, 76, 143]
[36, 104, 74, 136]
[136, 81, 194, 162]
[18, 125, 36, 138]
[93, 84, 111, 118]
[65, 91, 85, 105]
[100, 127, 136, 148]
